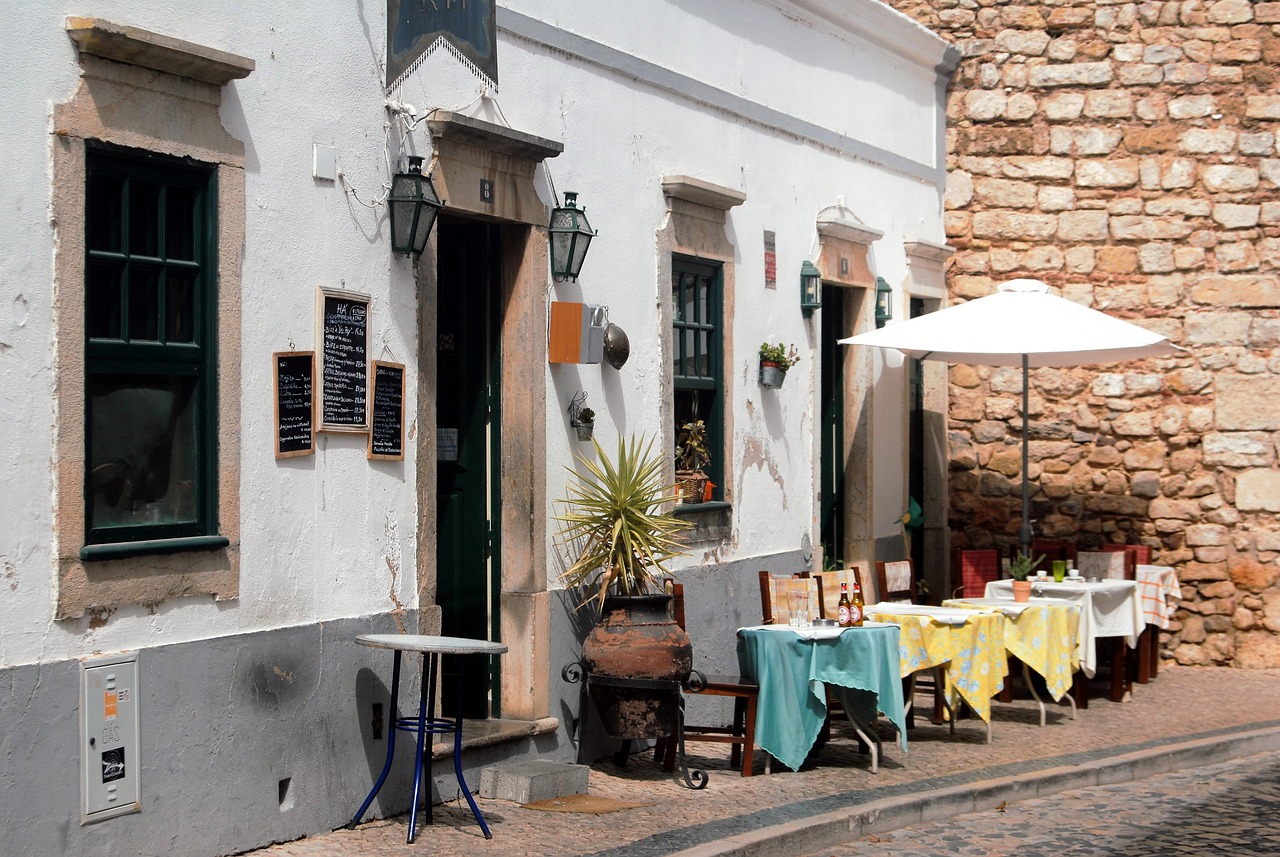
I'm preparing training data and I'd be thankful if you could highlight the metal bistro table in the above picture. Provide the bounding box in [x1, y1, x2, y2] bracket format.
[351, 634, 508, 842]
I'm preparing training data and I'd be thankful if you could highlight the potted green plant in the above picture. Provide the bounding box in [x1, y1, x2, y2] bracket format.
[675, 419, 710, 504]
[759, 341, 801, 388]
[557, 435, 694, 739]
[572, 406, 595, 441]
[1007, 551, 1043, 602]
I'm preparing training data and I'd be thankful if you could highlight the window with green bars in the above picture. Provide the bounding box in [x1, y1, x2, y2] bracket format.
[671, 255, 724, 501]
[83, 145, 219, 549]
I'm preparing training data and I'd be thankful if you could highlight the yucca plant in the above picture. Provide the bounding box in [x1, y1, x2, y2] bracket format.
[556, 434, 692, 613]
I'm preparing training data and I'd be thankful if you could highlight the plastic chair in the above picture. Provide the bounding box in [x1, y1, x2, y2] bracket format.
[655, 581, 759, 777]
[951, 548, 1000, 599]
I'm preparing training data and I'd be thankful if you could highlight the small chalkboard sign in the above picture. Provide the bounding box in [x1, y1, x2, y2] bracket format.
[317, 287, 370, 432]
[274, 351, 315, 458]
[368, 360, 405, 461]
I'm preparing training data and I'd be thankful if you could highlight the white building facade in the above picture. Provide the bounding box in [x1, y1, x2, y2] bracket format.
[0, 2, 956, 853]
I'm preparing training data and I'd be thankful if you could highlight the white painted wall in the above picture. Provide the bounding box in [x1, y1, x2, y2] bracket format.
[1, 0, 949, 667]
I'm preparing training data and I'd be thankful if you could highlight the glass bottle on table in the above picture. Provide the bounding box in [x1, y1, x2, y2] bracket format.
[838, 582, 853, 626]
[846, 581, 865, 627]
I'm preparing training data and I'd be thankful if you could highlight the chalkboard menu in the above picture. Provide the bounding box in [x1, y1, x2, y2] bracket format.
[368, 360, 405, 461]
[274, 351, 315, 458]
[317, 287, 370, 432]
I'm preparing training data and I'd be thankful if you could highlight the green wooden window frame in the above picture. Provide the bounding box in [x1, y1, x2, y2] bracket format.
[671, 255, 724, 501]
[82, 145, 222, 557]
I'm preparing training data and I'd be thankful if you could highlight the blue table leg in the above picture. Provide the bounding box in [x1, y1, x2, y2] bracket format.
[350, 650, 402, 829]
[406, 652, 433, 843]
[451, 656, 493, 839]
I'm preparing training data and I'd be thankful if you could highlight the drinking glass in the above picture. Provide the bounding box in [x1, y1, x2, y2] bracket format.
[788, 590, 810, 627]
[1052, 560, 1067, 583]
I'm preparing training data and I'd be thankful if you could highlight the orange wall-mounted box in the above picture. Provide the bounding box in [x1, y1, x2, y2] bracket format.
[549, 301, 605, 364]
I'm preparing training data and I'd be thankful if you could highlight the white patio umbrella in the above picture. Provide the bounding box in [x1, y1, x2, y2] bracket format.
[839, 278, 1180, 556]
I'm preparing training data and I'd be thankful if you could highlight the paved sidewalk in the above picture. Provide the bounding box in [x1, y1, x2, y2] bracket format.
[245, 666, 1280, 857]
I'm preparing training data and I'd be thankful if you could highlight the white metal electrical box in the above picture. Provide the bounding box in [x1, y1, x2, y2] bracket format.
[81, 652, 141, 823]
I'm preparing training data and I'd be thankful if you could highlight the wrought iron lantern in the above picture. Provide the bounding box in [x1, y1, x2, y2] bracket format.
[800, 260, 822, 315]
[548, 191, 596, 280]
[875, 276, 893, 328]
[388, 155, 443, 256]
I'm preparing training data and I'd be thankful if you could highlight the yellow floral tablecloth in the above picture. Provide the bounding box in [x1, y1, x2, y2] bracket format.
[944, 598, 1082, 702]
[864, 605, 1007, 724]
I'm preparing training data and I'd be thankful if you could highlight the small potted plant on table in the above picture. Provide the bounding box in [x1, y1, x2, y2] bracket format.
[1008, 551, 1043, 602]
[759, 341, 801, 388]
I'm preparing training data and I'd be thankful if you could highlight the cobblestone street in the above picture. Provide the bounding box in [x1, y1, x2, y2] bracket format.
[810, 748, 1280, 856]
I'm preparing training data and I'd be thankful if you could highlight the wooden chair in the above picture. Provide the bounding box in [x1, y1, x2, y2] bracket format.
[875, 560, 917, 603]
[1077, 549, 1135, 580]
[951, 548, 1000, 599]
[655, 581, 759, 776]
[1030, 538, 1077, 571]
[807, 563, 871, 620]
[758, 571, 820, 625]
[874, 559, 944, 724]
[1101, 543, 1158, 683]
[1074, 549, 1136, 705]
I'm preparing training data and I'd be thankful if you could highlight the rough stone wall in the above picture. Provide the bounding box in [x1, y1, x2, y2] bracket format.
[882, 0, 1280, 667]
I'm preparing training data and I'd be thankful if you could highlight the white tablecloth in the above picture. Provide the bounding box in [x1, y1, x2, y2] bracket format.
[1135, 565, 1180, 628]
[985, 579, 1141, 678]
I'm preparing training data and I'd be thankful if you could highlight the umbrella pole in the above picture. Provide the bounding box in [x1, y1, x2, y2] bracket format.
[1020, 354, 1032, 558]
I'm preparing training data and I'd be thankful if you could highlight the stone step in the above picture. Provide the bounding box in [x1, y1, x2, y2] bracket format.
[478, 759, 589, 805]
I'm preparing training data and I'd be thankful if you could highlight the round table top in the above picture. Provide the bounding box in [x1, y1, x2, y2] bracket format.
[357, 634, 509, 655]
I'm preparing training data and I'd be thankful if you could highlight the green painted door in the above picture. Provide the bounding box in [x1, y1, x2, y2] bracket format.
[436, 217, 501, 719]
[819, 286, 846, 567]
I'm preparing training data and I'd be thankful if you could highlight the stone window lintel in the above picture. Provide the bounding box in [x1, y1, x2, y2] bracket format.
[66, 17, 255, 86]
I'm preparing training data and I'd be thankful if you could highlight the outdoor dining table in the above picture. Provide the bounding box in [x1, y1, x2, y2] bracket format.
[942, 597, 1081, 726]
[736, 623, 907, 774]
[986, 578, 1141, 706]
[863, 603, 1007, 743]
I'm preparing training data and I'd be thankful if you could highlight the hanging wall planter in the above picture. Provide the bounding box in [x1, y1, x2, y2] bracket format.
[568, 394, 595, 442]
[759, 361, 787, 388]
[758, 342, 800, 389]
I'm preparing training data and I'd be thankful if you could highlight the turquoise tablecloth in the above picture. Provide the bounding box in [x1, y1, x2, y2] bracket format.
[737, 625, 907, 772]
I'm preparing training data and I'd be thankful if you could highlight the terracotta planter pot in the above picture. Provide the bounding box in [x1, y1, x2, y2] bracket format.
[1011, 580, 1033, 602]
[581, 594, 693, 739]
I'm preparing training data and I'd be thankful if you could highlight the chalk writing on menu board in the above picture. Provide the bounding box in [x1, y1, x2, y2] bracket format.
[368, 361, 405, 460]
[319, 289, 370, 431]
[274, 351, 315, 458]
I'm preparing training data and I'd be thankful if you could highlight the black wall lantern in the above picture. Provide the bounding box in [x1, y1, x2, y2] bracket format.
[800, 260, 822, 315]
[388, 155, 443, 256]
[874, 276, 893, 328]
[548, 191, 596, 280]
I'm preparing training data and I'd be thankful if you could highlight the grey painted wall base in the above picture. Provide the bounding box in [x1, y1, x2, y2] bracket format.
[0, 612, 557, 857]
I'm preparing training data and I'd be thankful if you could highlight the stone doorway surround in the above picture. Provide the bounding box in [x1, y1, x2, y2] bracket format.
[417, 111, 561, 720]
